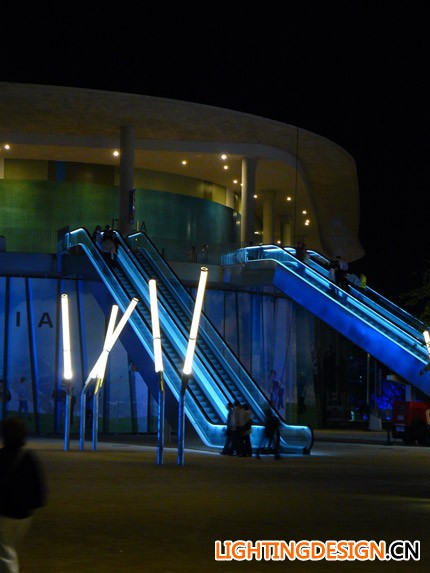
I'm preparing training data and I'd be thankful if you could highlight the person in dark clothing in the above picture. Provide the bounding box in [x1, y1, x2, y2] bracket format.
[101, 232, 117, 268]
[221, 402, 235, 455]
[239, 404, 253, 457]
[256, 403, 281, 459]
[0, 416, 47, 572]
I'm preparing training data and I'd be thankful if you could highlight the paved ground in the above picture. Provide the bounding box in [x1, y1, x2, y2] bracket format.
[18, 430, 429, 572]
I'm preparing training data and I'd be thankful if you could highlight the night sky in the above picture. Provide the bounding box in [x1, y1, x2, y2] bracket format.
[2, 2, 429, 301]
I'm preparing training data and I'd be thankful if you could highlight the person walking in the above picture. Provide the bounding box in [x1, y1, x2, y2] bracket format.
[0, 416, 47, 572]
[256, 403, 281, 459]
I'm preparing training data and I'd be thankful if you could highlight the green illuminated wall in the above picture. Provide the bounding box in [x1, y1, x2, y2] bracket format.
[0, 160, 238, 256]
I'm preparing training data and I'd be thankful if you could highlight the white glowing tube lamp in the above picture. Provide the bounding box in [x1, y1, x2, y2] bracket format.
[149, 280, 164, 373]
[88, 298, 138, 382]
[183, 268, 208, 376]
[89, 305, 119, 380]
[61, 294, 73, 380]
[424, 330, 430, 358]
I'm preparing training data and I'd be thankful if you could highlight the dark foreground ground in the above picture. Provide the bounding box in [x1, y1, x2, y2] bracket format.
[19, 430, 430, 572]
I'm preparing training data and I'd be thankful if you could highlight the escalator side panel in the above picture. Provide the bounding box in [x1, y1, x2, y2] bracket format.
[272, 265, 430, 393]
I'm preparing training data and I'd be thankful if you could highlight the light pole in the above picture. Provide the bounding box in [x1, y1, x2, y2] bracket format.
[178, 267, 208, 466]
[61, 294, 73, 452]
[79, 298, 139, 451]
[149, 279, 165, 465]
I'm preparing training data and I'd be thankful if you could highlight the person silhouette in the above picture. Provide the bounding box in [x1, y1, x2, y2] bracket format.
[0, 417, 47, 572]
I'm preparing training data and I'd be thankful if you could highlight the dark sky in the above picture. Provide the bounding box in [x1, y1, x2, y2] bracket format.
[2, 1, 429, 300]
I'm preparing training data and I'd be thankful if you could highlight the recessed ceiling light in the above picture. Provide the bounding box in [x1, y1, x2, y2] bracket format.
[113, 150, 119, 157]
[182, 160, 187, 165]
[223, 165, 229, 170]
[221, 154, 227, 160]
[4, 144, 10, 150]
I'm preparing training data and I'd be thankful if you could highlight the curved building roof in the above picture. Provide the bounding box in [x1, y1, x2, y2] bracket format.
[0, 82, 364, 261]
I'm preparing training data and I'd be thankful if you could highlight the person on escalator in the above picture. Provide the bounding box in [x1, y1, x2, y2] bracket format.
[335, 256, 349, 290]
[101, 232, 117, 268]
[359, 273, 367, 290]
[294, 241, 306, 262]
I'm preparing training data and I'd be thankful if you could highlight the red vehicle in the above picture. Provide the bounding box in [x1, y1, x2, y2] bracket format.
[392, 401, 430, 445]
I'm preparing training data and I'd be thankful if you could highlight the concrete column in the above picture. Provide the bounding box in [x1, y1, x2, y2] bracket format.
[281, 217, 292, 246]
[240, 157, 257, 245]
[118, 125, 135, 236]
[262, 191, 275, 244]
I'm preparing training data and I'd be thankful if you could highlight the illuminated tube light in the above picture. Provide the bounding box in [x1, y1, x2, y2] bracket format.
[89, 305, 119, 380]
[424, 330, 430, 358]
[61, 294, 73, 380]
[183, 268, 208, 375]
[149, 280, 163, 373]
[105, 297, 139, 352]
[89, 297, 138, 382]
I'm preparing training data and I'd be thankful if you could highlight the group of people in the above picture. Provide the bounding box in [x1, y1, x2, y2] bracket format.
[92, 225, 119, 267]
[328, 256, 367, 292]
[221, 400, 281, 459]
[221, 401, 253, 457]
[0, 378, 31, 421]
[187, 244, 209, 263]
[294, 242, 367, 294]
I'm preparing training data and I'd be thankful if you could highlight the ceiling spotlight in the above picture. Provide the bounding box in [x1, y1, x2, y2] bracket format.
[286, 196, 292, 202]
[223, 165, 229, 170]
[305, 219, 310, 226]
[113, 150, 119, 157]
[182, 160, 187, 165]
[4, 144, 10, 150]
[302, 210, 307, 215]
[221, 154, 227, 160]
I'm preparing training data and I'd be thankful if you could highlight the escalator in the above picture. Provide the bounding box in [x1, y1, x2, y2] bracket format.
[297, 248, 427, 345]
[62, 229, 313, 454]
[223, 245, 430, 396]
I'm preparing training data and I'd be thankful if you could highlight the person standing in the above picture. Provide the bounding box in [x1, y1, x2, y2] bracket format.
[221, 402, 235, 455]
[101, 232, 117, 268]
[0, 416, 47, 572]
[256, 403, 281, 459]
[240, 404, 253, 457]
[17, 378, 30, 421]
[91, 225, 103, 249]
[335, 255, 349, 289]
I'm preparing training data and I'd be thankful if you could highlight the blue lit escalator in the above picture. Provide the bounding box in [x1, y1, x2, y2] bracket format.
[223, 245, 430, 396]
[63, 229, 313, 454]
